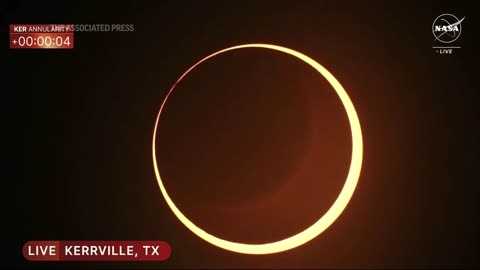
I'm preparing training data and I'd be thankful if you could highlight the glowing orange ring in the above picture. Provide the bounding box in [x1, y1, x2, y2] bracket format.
[152, 44, 363, 254]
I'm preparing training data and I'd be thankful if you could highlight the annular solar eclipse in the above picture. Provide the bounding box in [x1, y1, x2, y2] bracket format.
[152, 44, 363, 255]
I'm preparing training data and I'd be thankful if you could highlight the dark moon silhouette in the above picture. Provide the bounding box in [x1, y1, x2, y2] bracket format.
[155, 48, 350, 243]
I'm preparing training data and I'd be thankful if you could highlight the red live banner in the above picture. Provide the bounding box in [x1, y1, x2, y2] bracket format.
[23, 241, 171, 261]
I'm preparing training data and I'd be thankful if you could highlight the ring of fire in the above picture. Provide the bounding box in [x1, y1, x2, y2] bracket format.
[152, 44, 363, 254]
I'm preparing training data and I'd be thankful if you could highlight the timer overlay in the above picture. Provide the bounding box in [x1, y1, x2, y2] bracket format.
[10, 33, 73, 49]
[4, 0, 479, 269]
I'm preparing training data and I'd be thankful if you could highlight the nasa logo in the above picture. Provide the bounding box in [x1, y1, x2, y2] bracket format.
[432, 14, 465, 44]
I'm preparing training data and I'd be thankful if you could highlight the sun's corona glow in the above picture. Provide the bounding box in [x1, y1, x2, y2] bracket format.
[152, 44, 363, 255]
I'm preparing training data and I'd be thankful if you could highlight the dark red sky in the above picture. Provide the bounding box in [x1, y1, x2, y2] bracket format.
[5, 0, 479, 269]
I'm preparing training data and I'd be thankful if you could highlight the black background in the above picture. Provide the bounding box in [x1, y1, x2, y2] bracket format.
[4, 0, 479, 269]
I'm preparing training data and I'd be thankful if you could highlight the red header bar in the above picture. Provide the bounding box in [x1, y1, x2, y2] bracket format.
[23, 241, 171, 261]
[10, 24, 74, 33]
